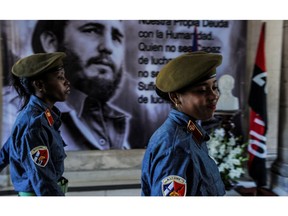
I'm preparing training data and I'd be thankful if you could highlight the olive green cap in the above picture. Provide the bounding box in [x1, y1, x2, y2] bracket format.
[156, 51, 222, 93]
[11, 52, 66, 78]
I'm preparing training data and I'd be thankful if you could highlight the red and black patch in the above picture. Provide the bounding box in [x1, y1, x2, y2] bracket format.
[45, 109, 54, 126]
[187, 120, 203, 144]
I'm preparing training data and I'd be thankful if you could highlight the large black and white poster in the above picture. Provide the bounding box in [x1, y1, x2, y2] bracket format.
[1, 20, 247, 151]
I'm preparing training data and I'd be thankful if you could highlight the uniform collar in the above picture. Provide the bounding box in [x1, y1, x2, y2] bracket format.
[29, 95, 62, 129]
[169, 108, 191, 125]
[168, 108, 209, 143]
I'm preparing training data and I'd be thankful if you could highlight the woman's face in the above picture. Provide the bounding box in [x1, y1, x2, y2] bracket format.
[176, 77, 220, 120]
[40, 68, 71, 106]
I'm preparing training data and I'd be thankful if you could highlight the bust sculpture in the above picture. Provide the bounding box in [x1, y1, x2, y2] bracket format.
[216, 74, 239, 111]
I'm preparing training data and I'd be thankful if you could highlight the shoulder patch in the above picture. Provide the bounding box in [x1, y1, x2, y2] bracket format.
[30, 146, 49, 167]
[161, 175, 187, 196]
[45, 109, 54, 126]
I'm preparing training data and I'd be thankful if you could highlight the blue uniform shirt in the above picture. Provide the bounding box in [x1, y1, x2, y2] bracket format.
[141, 109, 226, 196]
[2, 95, 66, 196]
[0, 139, 9, 172]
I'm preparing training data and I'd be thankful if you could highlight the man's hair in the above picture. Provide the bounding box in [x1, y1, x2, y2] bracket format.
[32, 20, 68, 53]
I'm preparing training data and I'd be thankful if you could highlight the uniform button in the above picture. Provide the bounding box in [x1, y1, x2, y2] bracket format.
[99, 139, 106, 145]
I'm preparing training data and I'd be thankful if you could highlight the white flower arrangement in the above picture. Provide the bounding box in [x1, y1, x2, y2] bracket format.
[207, 127, 248, 186]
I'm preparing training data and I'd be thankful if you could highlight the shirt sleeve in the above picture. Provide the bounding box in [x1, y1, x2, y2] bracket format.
[0, 139, 10, 172]
[20, 128, 64, 196]
[149, 147, 200, 196]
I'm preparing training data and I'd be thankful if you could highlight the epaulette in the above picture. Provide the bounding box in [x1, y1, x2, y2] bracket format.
[45, 109, 54, 126]
[187, 120, 203, 144]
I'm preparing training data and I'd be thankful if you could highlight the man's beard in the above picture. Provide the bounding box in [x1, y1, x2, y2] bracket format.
[60, 47, 123, 103]
[75, 72, 123, 103]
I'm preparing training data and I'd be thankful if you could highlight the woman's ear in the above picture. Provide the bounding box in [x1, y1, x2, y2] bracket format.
[40, 31, 58, 53]
[168, 92, 180, 106]
[32, 80, 45, 92]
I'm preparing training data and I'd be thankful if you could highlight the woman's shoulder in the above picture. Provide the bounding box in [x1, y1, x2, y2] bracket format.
[147, 120, 190, 154]
[18, 106, 50, 129]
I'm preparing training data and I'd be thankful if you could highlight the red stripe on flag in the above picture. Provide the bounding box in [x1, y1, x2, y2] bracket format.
[255, 23, 266, 72]
[248, 109, 266, 164]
